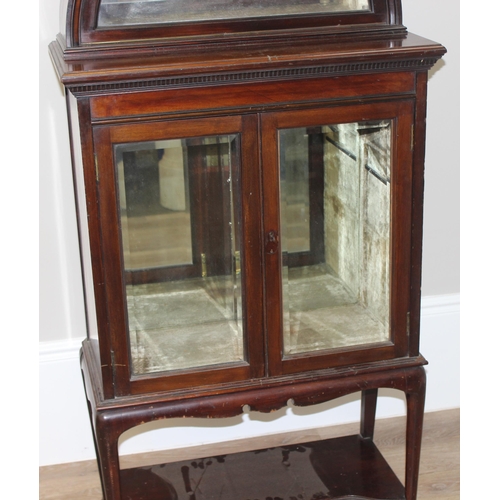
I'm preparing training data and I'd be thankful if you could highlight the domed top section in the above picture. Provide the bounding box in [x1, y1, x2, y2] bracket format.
[58, 0, 405, 58]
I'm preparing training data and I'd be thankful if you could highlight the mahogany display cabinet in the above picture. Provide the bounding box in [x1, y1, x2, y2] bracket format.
[49, 1, 446, 498]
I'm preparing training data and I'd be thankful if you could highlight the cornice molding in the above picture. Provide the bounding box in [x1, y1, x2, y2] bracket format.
[68, 57, 440, 95]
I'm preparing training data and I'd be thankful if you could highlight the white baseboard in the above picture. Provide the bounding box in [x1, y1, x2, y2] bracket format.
[39, 293, 460, 466]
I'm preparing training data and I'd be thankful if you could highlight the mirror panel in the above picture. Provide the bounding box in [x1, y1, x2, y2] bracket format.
[98, 0, 371, 27]
[117, 140, 193, 271]
[280, 120, 392, 355]
[115, 135, 245, 375]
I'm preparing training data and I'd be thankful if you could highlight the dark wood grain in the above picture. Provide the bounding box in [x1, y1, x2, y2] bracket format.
[408, 71, 430, 357]
[360, 388, 379, 439]
[87, 73, 416, 121]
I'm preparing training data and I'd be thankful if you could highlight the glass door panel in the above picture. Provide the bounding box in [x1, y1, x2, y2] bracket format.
[115, 134, 244, 376]
[279, 120, 392, 356]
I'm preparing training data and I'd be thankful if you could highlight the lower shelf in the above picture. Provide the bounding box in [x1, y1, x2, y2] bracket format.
[120, 434, 405, 500]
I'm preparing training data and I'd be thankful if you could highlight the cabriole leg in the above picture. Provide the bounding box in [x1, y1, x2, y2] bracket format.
[95, 419, 123, 500]
[405, 367, 427, 500]
[360, 388, 378, 439]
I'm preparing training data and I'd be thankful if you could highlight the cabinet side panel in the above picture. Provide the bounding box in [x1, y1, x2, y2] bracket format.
[68, 92, 99, 346]
[68, 92, 114, 397]
[409, 71, 429, 357]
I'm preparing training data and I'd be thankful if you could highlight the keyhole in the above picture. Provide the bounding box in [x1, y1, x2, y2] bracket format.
[266, 230, 279, 254]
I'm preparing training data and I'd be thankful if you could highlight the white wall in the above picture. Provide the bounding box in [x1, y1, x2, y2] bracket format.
[404, 1, 460, 296]
[39, 0, 460, 467]
[460, 4, 498, 497]
[40, 0, 88, 344]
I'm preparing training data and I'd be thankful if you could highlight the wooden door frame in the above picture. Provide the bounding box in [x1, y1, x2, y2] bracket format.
[260, 100, 415, 376]
[92, 114, 265, 396]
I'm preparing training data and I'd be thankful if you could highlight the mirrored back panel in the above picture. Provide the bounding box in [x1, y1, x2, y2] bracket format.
[114, 135, 245, 375]
[279, 120, 392, 355]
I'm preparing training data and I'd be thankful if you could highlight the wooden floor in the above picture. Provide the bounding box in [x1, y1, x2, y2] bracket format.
[39, 408, 459, 499]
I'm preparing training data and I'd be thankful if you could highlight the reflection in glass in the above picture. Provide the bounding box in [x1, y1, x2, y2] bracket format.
[115, 135, 244, 375]
[117, 140, 192, 270]
[280, 121, 392, 355]
[98, 0, 371, 27]
[280, 128, 310, 254]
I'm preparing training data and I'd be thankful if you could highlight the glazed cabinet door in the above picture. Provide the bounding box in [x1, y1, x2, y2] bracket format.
[261, 100, 415, 375]
[92, 114, 264, 396]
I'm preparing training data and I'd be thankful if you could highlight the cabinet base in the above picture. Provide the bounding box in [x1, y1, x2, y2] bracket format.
[120, 434, 405, 500]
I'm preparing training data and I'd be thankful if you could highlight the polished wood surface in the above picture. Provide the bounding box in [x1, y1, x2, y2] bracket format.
[39, 408, 459, 499]
[118, 435, 406, 500]
[50, 33, 445, 90]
